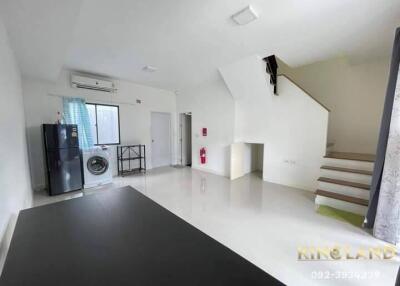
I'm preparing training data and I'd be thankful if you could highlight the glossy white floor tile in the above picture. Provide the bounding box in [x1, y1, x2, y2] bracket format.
[33, 167, 400, 286]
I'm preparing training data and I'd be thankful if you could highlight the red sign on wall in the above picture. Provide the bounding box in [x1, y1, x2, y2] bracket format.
[202, 128, 207, 136]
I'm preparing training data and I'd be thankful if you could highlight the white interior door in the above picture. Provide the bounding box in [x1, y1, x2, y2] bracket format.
[151, 112, 171, 168]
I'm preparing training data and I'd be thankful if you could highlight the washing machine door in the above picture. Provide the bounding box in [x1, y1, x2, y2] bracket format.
[87, 155, 109, 175]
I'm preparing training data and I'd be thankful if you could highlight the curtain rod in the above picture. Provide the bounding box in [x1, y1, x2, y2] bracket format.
[47, 93, 138, 106]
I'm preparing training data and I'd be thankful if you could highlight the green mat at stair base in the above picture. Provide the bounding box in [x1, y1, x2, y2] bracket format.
[317, 205, 364, 227]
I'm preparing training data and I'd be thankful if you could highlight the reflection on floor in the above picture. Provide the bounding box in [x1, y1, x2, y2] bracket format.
[33, 167, 399, 286]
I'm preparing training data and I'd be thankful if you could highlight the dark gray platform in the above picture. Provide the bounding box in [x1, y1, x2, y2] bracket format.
[0, 186, 283, 285]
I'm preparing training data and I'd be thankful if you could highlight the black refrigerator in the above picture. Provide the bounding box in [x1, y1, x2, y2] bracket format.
[43, 124, 83, 195]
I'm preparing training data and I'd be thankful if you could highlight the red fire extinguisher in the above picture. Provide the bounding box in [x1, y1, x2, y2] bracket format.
[200, 147, 206, 164]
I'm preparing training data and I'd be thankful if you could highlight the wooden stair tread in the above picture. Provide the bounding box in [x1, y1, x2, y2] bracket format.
[321, 166, 373, 176]
[315, 189, 369, 206]
[324, 152, 375, 162]
[318, 177, 370, 190]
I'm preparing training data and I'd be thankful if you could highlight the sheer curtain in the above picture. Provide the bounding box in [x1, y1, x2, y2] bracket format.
[63, 97, 94, 150]
[373, 64, 400, 243]
[365, 27, 400, 244]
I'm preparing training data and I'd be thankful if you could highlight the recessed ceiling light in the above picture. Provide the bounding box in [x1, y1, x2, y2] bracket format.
[143, 65, 157, 72]
[232, 5, 258, 25]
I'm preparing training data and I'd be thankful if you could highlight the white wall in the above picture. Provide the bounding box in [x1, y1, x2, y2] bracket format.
[220, 55, 329, 191]
[23, 70, 177, 190]
[177, 79, 235, 176]
[279, 56, 389, 154]
[230, 142, 247, 180]
[0, 18, 32, 272]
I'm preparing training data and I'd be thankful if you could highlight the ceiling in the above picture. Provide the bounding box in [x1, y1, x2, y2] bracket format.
[1, 0, 399, 91]
[0, 0, 83, 81]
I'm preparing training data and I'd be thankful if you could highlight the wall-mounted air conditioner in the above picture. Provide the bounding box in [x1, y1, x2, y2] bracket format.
[71, 74, 115, 92]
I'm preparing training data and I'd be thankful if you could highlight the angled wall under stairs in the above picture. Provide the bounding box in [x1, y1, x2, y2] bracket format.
[219, 55, 329, 191]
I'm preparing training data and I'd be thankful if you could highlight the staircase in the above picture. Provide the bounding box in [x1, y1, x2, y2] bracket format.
[315, 152, 375, 215]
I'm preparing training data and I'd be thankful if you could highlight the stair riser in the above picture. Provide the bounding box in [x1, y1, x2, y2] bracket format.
[320, 169, 372, 185]
[318, 182, 370, 200]
[315, 196, 367, 216]
[323, 158, 374, 172]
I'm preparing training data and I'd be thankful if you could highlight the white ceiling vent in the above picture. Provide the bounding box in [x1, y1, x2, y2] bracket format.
[232, 6, 258, 25]
[71, 74, 115, 92]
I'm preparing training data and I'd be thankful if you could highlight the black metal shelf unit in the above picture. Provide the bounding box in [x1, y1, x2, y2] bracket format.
[117, 145, 146, 176]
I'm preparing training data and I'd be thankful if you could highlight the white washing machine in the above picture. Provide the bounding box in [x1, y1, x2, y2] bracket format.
[82, 146, 113, 189]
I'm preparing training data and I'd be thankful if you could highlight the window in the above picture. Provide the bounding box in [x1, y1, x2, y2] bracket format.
[86, 103, 120, 145]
